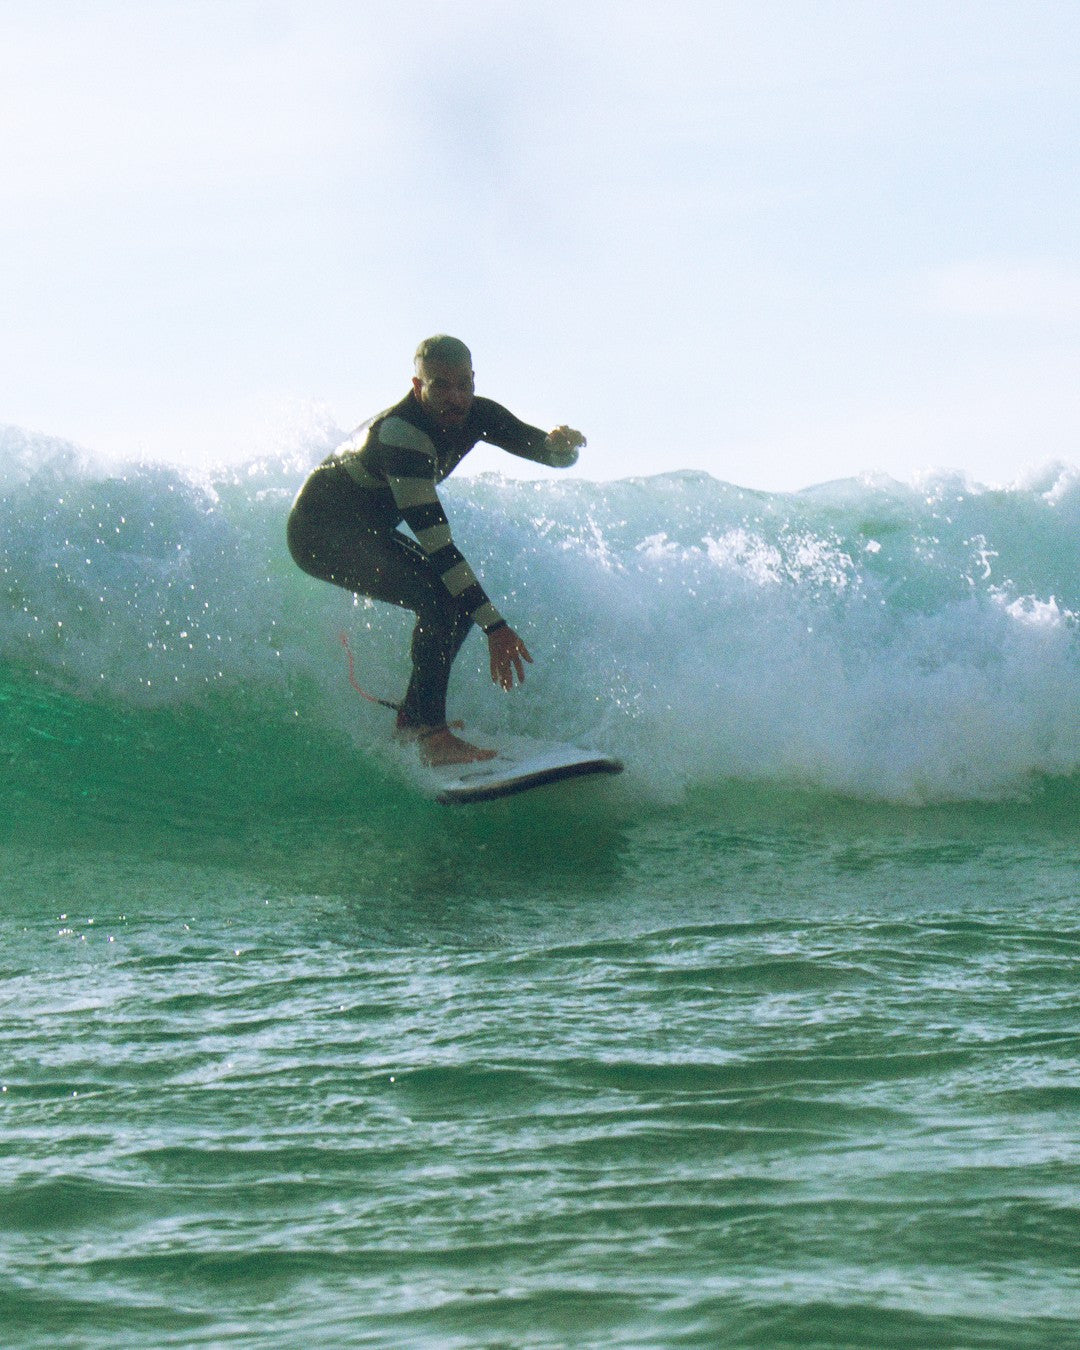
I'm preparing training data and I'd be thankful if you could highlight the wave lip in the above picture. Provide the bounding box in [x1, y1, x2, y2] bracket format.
[2, 424, 1078, 805]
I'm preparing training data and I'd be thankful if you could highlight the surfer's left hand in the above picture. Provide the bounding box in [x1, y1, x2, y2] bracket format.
[545, 426, 586, 467]
[489, 625, 533, 690]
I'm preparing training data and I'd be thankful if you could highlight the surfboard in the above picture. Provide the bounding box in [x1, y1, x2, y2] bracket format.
[428, 737, 623, 805]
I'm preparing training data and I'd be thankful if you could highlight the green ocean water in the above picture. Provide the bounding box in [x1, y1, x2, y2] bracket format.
[3, 675, 1079, 1348]
[2, 436, 1079, 1346]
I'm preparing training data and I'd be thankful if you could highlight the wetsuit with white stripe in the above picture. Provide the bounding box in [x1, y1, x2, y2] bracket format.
[287, 389, 557, 729]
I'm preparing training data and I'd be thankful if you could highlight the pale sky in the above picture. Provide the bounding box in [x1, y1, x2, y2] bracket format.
[3, 0, 1079, 490]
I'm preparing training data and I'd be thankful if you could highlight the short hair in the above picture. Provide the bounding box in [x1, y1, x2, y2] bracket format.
[414, 334, 472, 372]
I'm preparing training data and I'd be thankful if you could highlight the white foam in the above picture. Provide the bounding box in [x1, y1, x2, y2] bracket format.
[2, 425, 1078, 802]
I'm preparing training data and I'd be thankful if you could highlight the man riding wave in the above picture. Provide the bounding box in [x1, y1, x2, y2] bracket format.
[287, 335, 585, 766]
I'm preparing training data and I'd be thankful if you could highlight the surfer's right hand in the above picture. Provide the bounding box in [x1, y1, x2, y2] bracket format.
[489, 625, 533, 691]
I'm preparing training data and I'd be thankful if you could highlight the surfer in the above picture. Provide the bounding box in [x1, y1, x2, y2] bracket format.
[287, 335, 585, 767]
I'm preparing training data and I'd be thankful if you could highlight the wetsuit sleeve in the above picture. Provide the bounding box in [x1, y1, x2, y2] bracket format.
[376, 417, 507, 635]
[477, 400, 561, 465]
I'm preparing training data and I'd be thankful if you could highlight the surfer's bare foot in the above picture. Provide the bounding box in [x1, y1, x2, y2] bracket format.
[394, 717, 465, 742]
[417, 726, 496, 766]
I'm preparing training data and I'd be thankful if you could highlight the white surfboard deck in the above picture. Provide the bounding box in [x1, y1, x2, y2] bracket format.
[426, 735, 623, 805]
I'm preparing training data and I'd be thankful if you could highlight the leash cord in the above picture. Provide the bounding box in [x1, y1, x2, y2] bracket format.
[339, 631, 400, 712]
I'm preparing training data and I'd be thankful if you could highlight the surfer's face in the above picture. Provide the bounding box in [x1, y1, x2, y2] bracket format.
[413, 360, 475, 428]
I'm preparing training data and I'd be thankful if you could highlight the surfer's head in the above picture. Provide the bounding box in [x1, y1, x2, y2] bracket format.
[413, 335, 475, 429]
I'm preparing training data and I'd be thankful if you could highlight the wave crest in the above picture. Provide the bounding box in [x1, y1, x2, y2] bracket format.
[2, 425, 1078, 804]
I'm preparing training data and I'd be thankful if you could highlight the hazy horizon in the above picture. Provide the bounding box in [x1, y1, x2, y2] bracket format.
[4, 0, 1080, 492]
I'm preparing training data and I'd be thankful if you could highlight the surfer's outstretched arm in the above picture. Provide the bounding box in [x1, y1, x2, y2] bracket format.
[479, 404, 586, 470]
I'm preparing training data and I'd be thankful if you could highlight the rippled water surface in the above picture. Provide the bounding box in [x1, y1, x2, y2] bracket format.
[3, 791, 1078, 1349]
[2, 438, 1078, 1344]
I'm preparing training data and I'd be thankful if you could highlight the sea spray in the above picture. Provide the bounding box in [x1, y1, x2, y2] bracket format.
[2, 423, 1078, 807]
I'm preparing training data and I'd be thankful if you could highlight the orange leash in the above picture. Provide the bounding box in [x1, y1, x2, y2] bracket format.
[338, 631, 400, 712]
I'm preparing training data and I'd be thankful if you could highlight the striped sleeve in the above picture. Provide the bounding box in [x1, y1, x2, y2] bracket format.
[378, 417, 506, 634]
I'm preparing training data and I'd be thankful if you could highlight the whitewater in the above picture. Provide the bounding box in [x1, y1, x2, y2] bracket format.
[2, 420, 1078, 1348]
[2, 421, 1078, 806]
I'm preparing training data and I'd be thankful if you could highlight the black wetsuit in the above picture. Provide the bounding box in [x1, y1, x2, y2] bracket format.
[287, 390, 557, 729]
